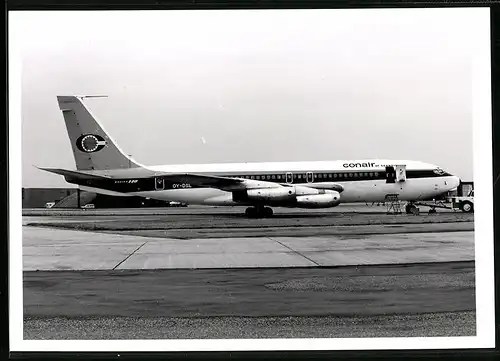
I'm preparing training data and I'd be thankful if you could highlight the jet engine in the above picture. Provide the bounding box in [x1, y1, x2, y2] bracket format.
[296, 191, 341, 208]
[236, 186, 341, 208]
[246, 185, 319, 201]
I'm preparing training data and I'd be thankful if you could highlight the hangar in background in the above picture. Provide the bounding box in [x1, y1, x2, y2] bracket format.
[21, 188, 176, 209]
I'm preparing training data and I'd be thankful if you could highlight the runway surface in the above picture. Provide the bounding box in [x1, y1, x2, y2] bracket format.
[24, 262, 475, 339]
[23, 204, 474, 241]
[23, 226, 474, 270]
[22, 206, 476, 339]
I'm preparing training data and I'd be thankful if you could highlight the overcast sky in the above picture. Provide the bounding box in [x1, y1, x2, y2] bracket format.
[13, 8, 487, 187]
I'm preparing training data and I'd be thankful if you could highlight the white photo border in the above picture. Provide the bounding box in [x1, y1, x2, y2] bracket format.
[8, 7, 495, 352]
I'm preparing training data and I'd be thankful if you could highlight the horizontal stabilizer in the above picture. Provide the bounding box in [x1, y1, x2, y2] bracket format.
[37, 167, 110, 180]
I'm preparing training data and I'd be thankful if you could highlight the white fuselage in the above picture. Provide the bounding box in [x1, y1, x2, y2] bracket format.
[80, 159, 461, 207]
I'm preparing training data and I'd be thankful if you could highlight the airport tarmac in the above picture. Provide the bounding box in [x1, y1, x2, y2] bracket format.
[22, 206, 476, 339]
[22, 226, 474, 270]
[24, 262, 475, 339]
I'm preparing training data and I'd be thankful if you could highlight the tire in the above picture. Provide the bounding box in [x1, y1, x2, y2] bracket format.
[264, 207, 274, 217]
[406, 204, 417, 214]
[245, 207, 258, 218]
[461, 201, 474, 213]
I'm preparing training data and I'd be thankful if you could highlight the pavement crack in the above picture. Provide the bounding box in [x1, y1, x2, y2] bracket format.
[112, 241, 148, 270]
[268, 237, 320, 266]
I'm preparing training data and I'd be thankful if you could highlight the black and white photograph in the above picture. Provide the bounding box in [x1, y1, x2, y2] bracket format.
[8, 6, 495, 352]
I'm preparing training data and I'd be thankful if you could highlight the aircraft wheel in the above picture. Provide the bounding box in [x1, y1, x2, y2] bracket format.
[245, 207, 258, 218]
[406, 204, 419, 215]
[428, 208, 437, 214]
[461, 201, 474, 213]
[405, 204, 415, 214]
[263, 207, 274, 217]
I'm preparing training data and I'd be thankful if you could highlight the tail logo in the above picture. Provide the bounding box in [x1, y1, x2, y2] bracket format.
[76, 134, 107, 153]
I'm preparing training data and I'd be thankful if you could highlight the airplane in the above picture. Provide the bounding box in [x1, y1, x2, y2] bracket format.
[38, 95, 462, 218]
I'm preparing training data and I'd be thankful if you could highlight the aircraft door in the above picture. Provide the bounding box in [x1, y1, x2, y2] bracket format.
[395, 165, 407, 182]
[385, 166, 396, 184]
[306, 172, 314, 183]
[155, 177, 165, 190]
[285, 172, 293, 184]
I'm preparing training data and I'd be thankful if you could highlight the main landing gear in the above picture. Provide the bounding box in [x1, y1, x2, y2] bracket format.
[405, 202, 420, 215]
[245, 206, 274, 218]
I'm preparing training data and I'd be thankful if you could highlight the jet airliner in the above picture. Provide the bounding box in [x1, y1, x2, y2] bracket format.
[39, 96, 461, 217]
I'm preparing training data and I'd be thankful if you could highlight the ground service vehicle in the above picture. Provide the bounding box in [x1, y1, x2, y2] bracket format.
[451, 189, 474, 213]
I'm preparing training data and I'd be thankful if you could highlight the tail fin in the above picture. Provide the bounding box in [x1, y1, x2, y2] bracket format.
[57, 96, 143, 171]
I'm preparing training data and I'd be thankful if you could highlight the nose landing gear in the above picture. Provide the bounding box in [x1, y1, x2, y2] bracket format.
[245, 206, 274, 218]
[405, 203, 420, 215]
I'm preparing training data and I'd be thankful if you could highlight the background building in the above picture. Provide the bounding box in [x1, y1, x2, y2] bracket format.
[21, 188, 178, 208]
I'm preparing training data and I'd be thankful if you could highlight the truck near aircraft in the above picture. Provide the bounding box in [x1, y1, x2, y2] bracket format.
[450, 189, 474, 213]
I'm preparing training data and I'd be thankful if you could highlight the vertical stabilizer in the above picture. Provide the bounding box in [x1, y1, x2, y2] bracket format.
[57, 96, 142, 171]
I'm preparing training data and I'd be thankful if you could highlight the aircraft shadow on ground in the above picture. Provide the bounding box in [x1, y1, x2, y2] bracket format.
[210, 211, 389, 219]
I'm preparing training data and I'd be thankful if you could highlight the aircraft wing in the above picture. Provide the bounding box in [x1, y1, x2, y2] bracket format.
[38, 167, 280, 191]
[156, 174, 345, 192]
[39, 167, 344, 192]
[156, 173, 279, 191]
[160, 173, 244, 189]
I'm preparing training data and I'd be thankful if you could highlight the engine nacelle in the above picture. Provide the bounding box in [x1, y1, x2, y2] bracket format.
[246, 187, 297, 201]
[296, 191, 341, 208]
[246, 185, 322, 201]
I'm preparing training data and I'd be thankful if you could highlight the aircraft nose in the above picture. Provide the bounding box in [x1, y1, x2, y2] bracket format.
[452, 176, 461, 189]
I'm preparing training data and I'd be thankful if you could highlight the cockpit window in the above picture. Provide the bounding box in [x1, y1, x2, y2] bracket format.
[433, 167, 445, 175]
